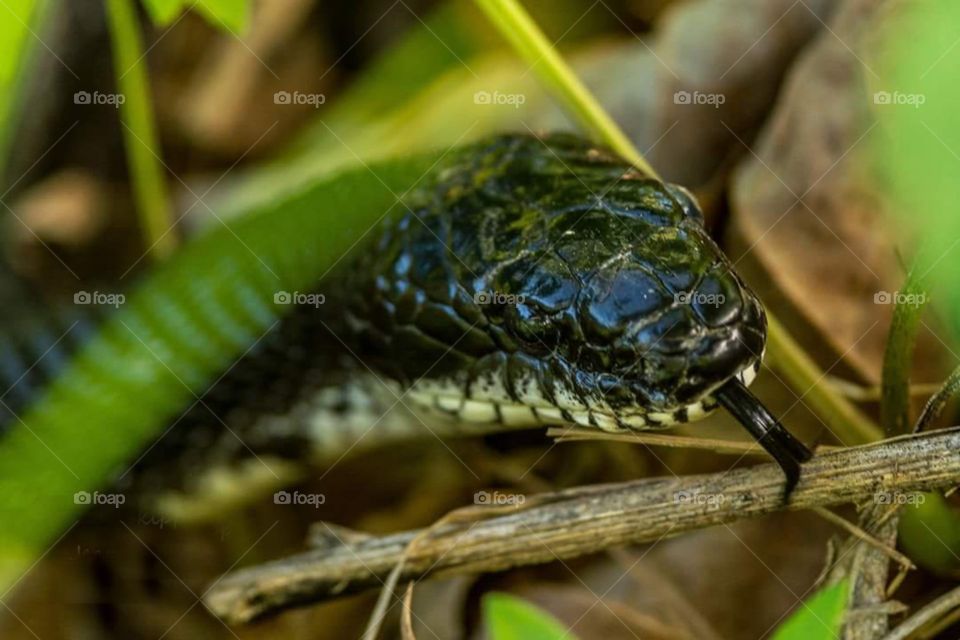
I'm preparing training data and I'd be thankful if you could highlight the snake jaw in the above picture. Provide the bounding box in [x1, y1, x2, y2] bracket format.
[405, 352, 766, 435]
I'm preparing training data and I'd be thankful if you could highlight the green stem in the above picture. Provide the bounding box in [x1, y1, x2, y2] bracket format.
[105, 0, 176, 260]
[473, 0, 661, 180]
[0, 0, 54, 185]
[880, 262, 928, 435]
[475, 0, 882, 446]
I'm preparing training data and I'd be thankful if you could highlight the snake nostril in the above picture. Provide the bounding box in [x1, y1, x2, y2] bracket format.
[688, 325, 763, 388]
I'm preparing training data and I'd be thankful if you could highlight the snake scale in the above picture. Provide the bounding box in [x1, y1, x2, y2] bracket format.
[0, 133, 811, 524]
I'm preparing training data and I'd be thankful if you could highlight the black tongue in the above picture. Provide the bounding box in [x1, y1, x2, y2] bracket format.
[715, 377, 812, 498]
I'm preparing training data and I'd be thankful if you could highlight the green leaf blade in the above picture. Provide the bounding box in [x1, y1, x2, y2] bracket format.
[140, 0, 249, 32]
[195, 0, 249, 32]
[139, 0, 185, 26]
[484, 593, 578, 640]
[772, 580, 848, 640]
[0, 150, 442, 591]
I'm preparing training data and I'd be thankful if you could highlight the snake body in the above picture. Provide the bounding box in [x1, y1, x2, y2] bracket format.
[1, 133, 785, 522]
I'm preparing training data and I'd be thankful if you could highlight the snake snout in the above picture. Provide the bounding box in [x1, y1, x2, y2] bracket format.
[676, 321, 765, 402]
[611, 275, 767, 410]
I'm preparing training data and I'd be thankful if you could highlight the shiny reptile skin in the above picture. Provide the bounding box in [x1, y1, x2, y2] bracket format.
[332, 133, 765, 420]
[124, 133, 768, 504]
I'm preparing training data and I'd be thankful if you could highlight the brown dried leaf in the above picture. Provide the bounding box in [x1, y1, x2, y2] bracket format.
[728, 0, 946, 387]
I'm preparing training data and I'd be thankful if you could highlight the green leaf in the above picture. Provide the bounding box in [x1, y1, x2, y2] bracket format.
[484, 593, 577, 640]
[139, 0, 184, 25]
[0, 0, 36, 85]
[140, 0, 249, 32]
[772, 581, 848, 640]
[874, 0, 960, 340]
[899, 492, 960, 575]
[195, 0, 249, 32]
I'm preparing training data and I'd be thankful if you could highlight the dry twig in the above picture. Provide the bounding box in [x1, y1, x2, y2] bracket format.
[206, 427, 960, 625]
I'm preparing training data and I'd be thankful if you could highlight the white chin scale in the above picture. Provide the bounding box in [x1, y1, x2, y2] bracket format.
[734, 357, 761, 388]
[406, 356, 764, 435]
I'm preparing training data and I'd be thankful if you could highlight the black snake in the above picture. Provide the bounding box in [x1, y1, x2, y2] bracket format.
[1, 133, 811, 522]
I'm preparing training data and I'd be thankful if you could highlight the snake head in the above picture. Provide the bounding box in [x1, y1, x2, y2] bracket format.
[343, 133, 768, 430]
[487, 175, 767, 428]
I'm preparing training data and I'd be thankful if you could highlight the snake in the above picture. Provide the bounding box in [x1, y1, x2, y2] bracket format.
[0, 133, 811, 525]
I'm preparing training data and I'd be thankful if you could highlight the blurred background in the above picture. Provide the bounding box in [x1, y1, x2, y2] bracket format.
[2, 0, 960, 638]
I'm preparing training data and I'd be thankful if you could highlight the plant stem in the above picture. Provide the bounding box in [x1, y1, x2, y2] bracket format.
[475, 0, 881, 446]
[880, 260, 928, 435]
[105, 0, 176, 260]
[206, 426, 960, 622]
[473, 0, 661, 180]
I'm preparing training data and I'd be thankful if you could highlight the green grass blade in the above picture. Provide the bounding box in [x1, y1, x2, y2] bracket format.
[106, 0, 177, 260]
[0, 149, 442, 593]
[880, 261, 929, 435]
[473, 0, 660, 179]
[0, 0, 49, 182]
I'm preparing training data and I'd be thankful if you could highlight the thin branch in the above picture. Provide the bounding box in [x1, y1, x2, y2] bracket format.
[811, 507, 915, 571]
[882, 583, 960, 640]
[205, 427, 960, 624]
[825, 377, 941, 402]
[915, 362, 960, 433]
[547, 426, 837, 456]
